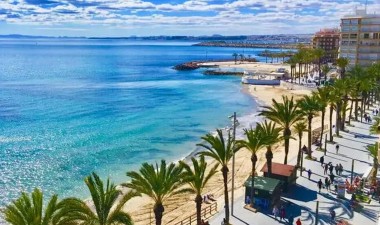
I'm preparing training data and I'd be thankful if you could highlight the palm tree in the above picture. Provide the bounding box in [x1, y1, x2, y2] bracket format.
[313, 87, 330, 146]
[3, 188, 71, 225]
[293, 121, 307, 168]
[239, 54, 244, 63]
[314, 48, 325, 82]
[232, 53, 238, 65]
[197, 129, 237, 224]
[124, 161, 183, 225]
[322, 64, 330, 84]
[259, 96, 303, 164]
[366, 142, 379, 183]
[336, 57, 349, 79]
[179, 156, 218, 225]
[235, 126, 266, 208]
[298, 95, 320, 158]
[256, 120, 282, 174]
[63, 172, 137, 225]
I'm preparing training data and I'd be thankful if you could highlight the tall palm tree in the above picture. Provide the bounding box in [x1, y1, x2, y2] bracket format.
[197, 129, 237, 224]
[366, 142, 379, 183]
[322, 64, 330, 84]
[336, 57, 349, 79]
[298, 95, 320, 158]
[179, 156, 218, 225]
[124, 161, 183, 225]
[293, 121, 307, 168]
[3, 188, 71, 225]
[256, 120, 282, 174]
[314, 48, 325, 82]
[63, 172, 137, 225]
[313, 87, 330, 146]
[235, 126, 266, 208]
[259, 96, 303, 164]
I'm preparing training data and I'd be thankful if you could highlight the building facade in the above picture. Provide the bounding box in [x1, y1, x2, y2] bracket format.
[339, 10, 380, 66]
[312, 28, 340, 62]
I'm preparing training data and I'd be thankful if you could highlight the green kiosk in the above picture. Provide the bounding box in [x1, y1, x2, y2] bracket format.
[244, 176, 282, 209]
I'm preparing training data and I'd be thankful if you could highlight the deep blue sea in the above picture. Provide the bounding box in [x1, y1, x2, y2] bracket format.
[0, 39, 279, 206]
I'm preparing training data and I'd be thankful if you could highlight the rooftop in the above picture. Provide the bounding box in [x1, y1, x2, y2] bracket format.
[261, 162, 296, 177]
[244, 176, 281, 193]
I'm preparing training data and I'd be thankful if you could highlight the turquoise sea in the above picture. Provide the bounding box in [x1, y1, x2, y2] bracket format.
[0, 39, 279, 206]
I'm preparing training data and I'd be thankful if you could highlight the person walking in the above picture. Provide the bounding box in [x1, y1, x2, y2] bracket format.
[336, 144, 339, 154]
[325, 177, 329, 191]
[296, 218, 302, 225]
[318, 179, 323, 193]
[320, 156, 324, 166]
[330, 209, 336, 222]
[324, 164, 329, 175]
[326, 178, 331, 191]
[329, 173, 335, 183]
[280, 205, 286, 221]
[307, 169, 312, 180]
[273, 205, 279, 220]
[335, 163, 339, 175]
[329, 164, 334, 175]
[339, 164, 344, 175]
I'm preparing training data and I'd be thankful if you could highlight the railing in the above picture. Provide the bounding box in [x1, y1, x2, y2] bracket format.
[173, 202, 218, 225]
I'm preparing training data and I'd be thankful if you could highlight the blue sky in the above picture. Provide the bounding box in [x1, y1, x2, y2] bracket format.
[0, 0, 379, 37]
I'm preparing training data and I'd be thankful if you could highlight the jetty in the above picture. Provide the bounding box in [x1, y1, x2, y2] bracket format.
[203, 70, 244, 76]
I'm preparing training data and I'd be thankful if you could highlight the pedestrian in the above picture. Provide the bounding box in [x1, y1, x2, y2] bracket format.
[325, 177, 329, 190]
[329, 164, 334, 174]
[280, 205, 286, 221]
[324, 164, 328, 175]
[288, 214, 294, 225]
[330, 173, 335, 183]
[307, 169, 312, 180]
[320, 156, 324, 166]
[339, 163, 344, 175]
[318, 179, 323, 193]
[336, 144, 339, 154]
[330, 209, 336, 222]
[335, 163, 339, 175]
[296, 218, 302, 225]
[327, 178, 331, 191]
[273, 205, 279, 220]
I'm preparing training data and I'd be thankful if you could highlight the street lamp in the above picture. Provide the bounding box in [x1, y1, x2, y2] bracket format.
[229, 112, 238, 215]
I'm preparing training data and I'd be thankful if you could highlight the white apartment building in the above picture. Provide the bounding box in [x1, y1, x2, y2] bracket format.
[339, 9, 380, 67]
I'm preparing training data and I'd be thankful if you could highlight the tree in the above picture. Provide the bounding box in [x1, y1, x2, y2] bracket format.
[322, 64, 330, 84]
[124, 161, 183, 225]
[232, 53, 238, 65]
[298, 95, 320, 158]
[179, 156, 218, 225]
[336, 57, 349, 79]
[293, 121, 307, 168]
[256, 120, 282, 175]
[64, 173, 137, 225]
[314, 48, 325, 82]
[313, 87, 330, 146]
[366, 142, 379, 183]
[3, 188, 71, 225]
[197, 129, 237, 224]
[235, 126, 266, 208]
[259, 96, 303, 164]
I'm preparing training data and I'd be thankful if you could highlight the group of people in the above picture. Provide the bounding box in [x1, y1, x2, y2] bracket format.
[364, 113, 372, 123]
[272, 205, 287, 222]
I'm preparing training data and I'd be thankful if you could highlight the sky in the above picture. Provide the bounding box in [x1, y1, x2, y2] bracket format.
[0, 0, 379, 37]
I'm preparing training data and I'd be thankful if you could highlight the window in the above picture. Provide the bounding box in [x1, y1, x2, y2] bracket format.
[374, 33, 379, 39]
[350, 34, 357, 38]
[364, 33, 370, 39]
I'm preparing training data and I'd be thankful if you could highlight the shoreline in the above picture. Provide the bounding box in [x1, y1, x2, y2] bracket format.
[123, 61, 320, 225]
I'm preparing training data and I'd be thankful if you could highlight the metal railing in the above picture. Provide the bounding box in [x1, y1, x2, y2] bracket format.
[173, 202, 218, 225]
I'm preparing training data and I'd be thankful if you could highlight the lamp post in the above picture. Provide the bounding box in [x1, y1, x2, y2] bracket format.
[351, 159, 355, 184]
[229, 112, 238, 216]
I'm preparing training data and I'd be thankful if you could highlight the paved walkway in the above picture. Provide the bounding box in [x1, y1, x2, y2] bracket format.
[209, 116, 380, 225]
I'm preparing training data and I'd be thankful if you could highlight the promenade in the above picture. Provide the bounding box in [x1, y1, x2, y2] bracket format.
[209, 116, 380, 225]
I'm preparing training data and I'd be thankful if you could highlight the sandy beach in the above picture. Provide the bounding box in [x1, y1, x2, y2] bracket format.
[123, 61, 327, 225]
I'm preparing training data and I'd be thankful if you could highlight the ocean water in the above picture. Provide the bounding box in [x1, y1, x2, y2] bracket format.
[0, 39, 274, 206]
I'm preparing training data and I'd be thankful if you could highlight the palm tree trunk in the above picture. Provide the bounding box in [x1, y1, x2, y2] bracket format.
[348, 100, 353, 125]
[355, 99, 359, 121]
[250, 154, 257, 208]
[195, 195, 202, 225]
[154, 203, 165, 225]
[266, 147, 273, 175]
[341, 99, 347, 131]
[319, 109, 325, 146]
[297, 134, 302, 168]
[222, 166, 230, 223]
[336, 103, 341, 136]
[308, 116, 312, 158]
[284, 128, 291, 164]
[361, 98, 364, 123]
[329, 104, 334, 142]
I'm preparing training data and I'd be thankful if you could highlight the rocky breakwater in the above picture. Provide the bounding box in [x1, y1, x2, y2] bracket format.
[173, 62, 200, 70]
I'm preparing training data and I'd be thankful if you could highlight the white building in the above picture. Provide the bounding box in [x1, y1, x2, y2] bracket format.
[339, 9, 380, 67]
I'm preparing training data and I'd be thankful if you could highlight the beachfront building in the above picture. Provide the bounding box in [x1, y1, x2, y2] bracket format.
[339, 9, 380, 67]
[312, 28, 340, 62]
